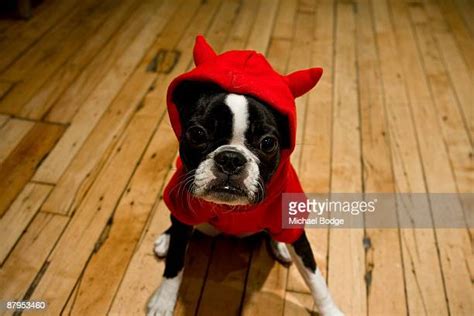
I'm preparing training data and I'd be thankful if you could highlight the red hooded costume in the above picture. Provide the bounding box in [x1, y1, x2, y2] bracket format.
[163, 36, 322, 243]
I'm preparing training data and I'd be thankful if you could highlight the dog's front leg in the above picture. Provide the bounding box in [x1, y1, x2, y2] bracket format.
[289, 231, 344, 316]
[148, 215, 193, 316]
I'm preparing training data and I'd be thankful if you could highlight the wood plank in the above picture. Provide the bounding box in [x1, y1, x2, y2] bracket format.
[0, 115, 8, 128]
[63, 285, 79, 316]
[29, 0, 223, 313]
[222, 0, 259, 51]
[356, 0, 407, 315]
[173, 233, 214, 316]
[203, 0, 240, 52]
[283, 291, 314, 316]
[408, 5, 473, 193]
[287, 0, 334, 297]
[32, 0, 170, 185]
[424, 0, 474, 140]
[69, 110, 176, 315]
[0, 0, 100, 80]
[197, 237, 253, 316]
[0, 122, 64, 217]
[0, 0, 80, 73]
[409, 3, 474, 278]
[371, 0, 450, 314]
[421, 0, 474, 140]
[109, 158, 178, 315]
[0, 81, 13, 100]
[241, 238, 287, 316]
[436, 0, 474, 77]
[454, 0, 474, 36]
[36, 0, 198, 218]
[389, 1, 473, 314]
[28, 102, 163, 314]
[287, 11, 314, 173]
[108, 174, 175, 315]
[18, 0, 140, 119]
[44, 0, 156, 124]
[0, 118, 34, 163]
[266, 39, 292, 74]
[0, 183, 52, 264]
[298, 0, 316, 13]
[38, 0, 184, 216]
[272, 0, 297, 40]
[328, 3, 366, 316]
[0, 212, 69, 306]
[0, 0, 123, 117]
[246, 0, 280, 52]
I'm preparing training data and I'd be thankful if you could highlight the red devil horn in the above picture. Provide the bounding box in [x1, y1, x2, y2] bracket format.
[193, 35, 217, 66]
[285, 68, 323, 98]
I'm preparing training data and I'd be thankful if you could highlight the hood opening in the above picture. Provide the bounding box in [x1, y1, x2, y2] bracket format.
[166, 35, 323, 162]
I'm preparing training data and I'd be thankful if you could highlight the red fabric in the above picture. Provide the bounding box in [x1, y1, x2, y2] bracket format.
[163, 36, 322, 243]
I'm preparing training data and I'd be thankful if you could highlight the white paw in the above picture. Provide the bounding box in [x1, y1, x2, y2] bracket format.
[147, 273, 182, 316]
[154, 233, 170, 258]
[270, 240, 292, 264]
[319, 304, 344, 316]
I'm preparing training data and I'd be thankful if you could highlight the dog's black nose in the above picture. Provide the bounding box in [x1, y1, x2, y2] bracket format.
[214, 150, 247, 174]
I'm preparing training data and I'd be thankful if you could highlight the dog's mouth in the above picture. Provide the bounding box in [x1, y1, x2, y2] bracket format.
[205, 182, 249, 204]
[190, 153, 264, 206]
[192, 178, 251, 205]
[211, 183, 246, 195]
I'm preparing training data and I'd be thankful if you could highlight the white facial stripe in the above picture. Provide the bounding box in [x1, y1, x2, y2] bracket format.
[191, 94, 261, 205]
[225, 94, 249, 145]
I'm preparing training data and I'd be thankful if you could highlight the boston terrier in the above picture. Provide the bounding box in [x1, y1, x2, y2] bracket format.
[146, 36, 343, 316]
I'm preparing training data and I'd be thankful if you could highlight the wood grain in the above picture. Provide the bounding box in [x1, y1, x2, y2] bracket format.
[328, 3, 366, 315]
[0, 122, 64, 217]
[0, 0, 472, 315]
[356, 0, 407, 314]
[389, 0, 473, 313]
[33, 0, 172, 185]
[19, 0, 140, 120]
[38, 0, 183, 216]
[69, 111, 176, 315]
[0, 183, 52, 264]
[29, 106, 162, 314]
[0, 212, 69, 309]
[371, 0, 450, 314]
[0, 0, 80, 73]
[0, 0, 121, 117]
[0, 118, 33, 163]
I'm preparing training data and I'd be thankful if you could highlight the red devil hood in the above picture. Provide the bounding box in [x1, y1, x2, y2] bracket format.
[163, 36, 322, 243]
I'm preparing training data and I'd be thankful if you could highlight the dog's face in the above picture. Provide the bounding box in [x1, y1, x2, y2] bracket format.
[173, 81, 289, 205]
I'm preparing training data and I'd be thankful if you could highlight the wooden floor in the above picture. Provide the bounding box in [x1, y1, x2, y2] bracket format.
[0, 0, 472, 315]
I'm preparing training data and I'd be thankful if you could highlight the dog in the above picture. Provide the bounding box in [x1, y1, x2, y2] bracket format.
[146, 36, 343, 316]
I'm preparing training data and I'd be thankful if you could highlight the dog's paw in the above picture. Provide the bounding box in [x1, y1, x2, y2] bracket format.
[147, 290, 174, 316]
[269, 240, 292, 265]
[154, 233, 170, 258]
[147, 274, 181, 316]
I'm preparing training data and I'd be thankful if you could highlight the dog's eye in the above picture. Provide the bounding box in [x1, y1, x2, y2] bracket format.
[186, 126, 207, 146]
[260, 136, 278, 153]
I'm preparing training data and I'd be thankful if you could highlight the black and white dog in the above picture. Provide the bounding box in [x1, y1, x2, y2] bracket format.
[147, 82, 343, 316]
